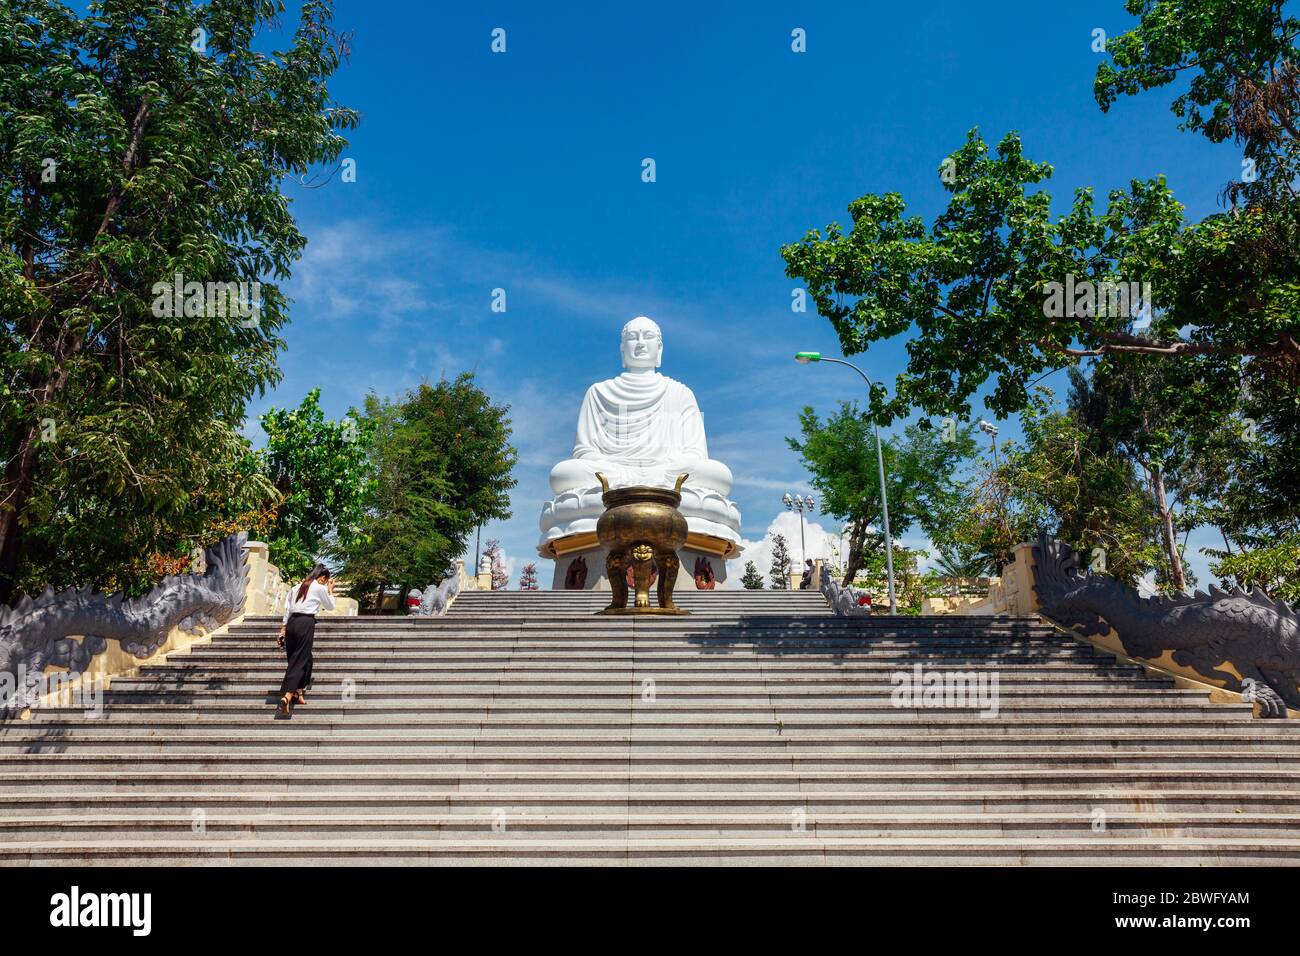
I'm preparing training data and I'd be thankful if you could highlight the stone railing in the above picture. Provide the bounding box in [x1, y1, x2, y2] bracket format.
[413, 560, 471, 617]
[1032, 534, 1299, 719]
[919, 543, 1040, 617]
[0, 535, 356, 714]
[819, 573, 872, 617]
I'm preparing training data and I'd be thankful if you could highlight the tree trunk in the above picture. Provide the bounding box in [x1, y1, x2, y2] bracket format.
[1151, 467, 1187, 591]
[840, 519, 868, 587]
[0, 426, 39, 604]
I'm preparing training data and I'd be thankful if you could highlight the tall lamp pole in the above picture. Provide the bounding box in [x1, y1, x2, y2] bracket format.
[978, 419, 1000, 466]
[794, 352, 897, 613]
[782, 492, 815, 571]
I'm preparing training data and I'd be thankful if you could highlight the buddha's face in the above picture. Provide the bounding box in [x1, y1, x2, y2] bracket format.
[621, 317, 662, 370]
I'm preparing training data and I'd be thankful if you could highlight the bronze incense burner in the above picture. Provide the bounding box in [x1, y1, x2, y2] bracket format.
[594, 472, 690, 615]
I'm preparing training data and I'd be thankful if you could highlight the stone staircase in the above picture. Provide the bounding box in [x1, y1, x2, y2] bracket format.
[3, 588, 1300, 865]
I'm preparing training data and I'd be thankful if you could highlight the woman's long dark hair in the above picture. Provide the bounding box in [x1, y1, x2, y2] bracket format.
[296, 564, 331, 603]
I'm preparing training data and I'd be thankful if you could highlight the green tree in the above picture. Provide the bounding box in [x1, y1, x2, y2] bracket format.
[781, 0, 1299, 599]
[1066, 363, 1203, 589]
[258, 389, 374, 580]
[788, 408, 977, 585]
[0, 0, 356, 600]
[930, 548, 992, 596]
[782, 0, 1300, 425]
[856, 543, 924, 613]
[959, 388, 1163, 588]
[1095, 0, 1300, 206]
[740, 560, 764, 589]
[781, 131, 1294, 423]
[768, 534, 792, 589]
[1207, 536, 1300, 603]
[1182, 359, 1300, 597]
[337, 374, 517, 607]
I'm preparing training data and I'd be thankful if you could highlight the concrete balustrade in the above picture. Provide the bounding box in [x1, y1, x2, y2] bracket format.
[30, 539, 358, 713]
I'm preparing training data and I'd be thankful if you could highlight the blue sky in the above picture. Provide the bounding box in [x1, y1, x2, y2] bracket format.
[252, 0, 1246, 587]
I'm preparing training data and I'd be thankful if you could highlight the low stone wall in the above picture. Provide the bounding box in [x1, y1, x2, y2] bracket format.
[922, 594, 993, 615]
[241, 541, 358, 619]
[30, 539, 356, 713]
[921, 543, 1038, 617]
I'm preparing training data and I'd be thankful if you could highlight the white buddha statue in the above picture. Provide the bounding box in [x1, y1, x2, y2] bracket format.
[539, 316, 742, 561]
[548, 316, 734, 496]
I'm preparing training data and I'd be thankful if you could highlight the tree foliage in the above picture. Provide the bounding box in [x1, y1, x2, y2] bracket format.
[768, 534, 791, 589]
[483, 538, 508, 591]
[781, 0, 1299, 601]
[336, 374, 516, 607]
[788, 407, 976, 585]
[0, 0, 356, 600]
[740, 560, 764, 589]
[257, 388, 373, 580]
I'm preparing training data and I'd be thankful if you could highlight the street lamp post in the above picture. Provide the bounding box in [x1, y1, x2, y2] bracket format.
[782, 492, 816, 573]
[794, 352, 897, 613]
[978, 419, 1000, 466]
[979, 419, 1011, 567]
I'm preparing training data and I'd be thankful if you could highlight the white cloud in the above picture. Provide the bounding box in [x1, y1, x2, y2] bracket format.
[726, 510, 844, 584]
[730, 474, 815, 492]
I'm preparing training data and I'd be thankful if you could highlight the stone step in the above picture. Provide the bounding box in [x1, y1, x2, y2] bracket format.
[113, 659, 1157, 676]
[71, 681, 1198, 705]
[221, 635, 1071, 647]
[85, 692, 1228, 715]
[78, 691, 1216, 712]
[17, 601, 1287, 864]
[124, 660, 1149, 686]
[3, 811, 1297, 842]
[132, 656, 1133, 677]
[91, 686, 1216, 709]
[17, 703, 1266, 728]
[87, 674, 1175, 695]
[1, 788, 1289, 815]
[2, 743, 1296, 766]
[113, 656, 1157, 673]
[145, 656, 1107, 673]
[121, 669, 1160, 686]
[237, 614, 1051, 623]
[3, 837, 1298, 866]
[2, 749, 1289, 780]
[1, 767, 1294, 794]
[264, 615, 867, 625]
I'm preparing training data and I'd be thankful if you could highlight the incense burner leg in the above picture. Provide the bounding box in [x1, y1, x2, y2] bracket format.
[631, 543, 655, 609]
[605, 549, 629, 611]
[657, 549, 681, 612]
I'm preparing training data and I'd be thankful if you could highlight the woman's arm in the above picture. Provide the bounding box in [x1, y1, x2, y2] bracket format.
[315, 580, 336, 612]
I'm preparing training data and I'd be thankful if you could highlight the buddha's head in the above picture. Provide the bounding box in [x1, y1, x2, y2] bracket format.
[621, 316, 662, 370]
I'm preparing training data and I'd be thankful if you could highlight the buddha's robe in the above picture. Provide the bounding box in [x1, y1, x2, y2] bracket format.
[548, 371, 733, 496]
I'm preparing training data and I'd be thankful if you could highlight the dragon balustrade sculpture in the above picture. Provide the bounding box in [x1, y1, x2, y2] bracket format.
[0, 533, 249, 712]
[820, 574, 871, 617]
[1033, 534, 1300, 718]
[415, 568, 462, 617]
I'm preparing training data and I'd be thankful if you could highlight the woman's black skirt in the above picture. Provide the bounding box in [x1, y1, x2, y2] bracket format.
[280, 612, 316, 694]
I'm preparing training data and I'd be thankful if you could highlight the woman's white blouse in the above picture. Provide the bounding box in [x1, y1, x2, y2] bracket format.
[282, 581, 336, 624]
